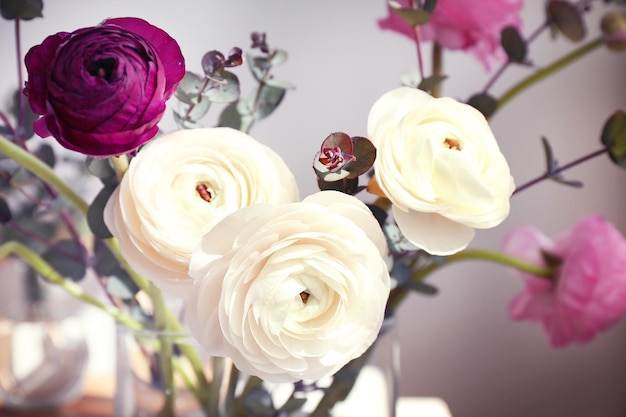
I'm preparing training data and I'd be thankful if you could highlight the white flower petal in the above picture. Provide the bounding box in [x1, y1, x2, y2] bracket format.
[393, 205, 475, 256]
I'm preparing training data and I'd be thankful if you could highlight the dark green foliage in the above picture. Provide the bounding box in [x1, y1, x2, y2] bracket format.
[501, 26, 527, 63]
[0, 0, 43, 20]
[601, 110, 626, 168]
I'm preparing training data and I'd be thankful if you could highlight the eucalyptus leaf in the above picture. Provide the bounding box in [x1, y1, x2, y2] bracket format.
[248, 55, 271, 82]
[204, 71, 240, 103]
[467, 93, 498, 118]
[406, 280, 439, 296]
[87, 185, 116, 239]
[0, 0, 43, 20]
[105, 275, 138, 300]
[252, 84, 286, 120]
[547, 0, 586, 42]
[269, 49, 288, 66]
[174, 98, 211, 129]
[93, 240, 137, 298]
[86, 157, 116, 181]
[243, 389, 274, 417]
[0, 197, 11, 223]
[34, 143, 55, 168]
[417, 75, 447, 93]
[218, 101, 243, 130]
[500, 26, 527, 63]
[175, 72, 206, 105]
[42, 239, 86, 281]
[601, 110, 626, 168]
[264, 78, 296, 90]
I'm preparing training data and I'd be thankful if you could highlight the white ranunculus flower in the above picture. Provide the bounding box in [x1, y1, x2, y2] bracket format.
[103, 127, 299, 297]
[186, 190, 390, 383]
[367, 87, 514, 255]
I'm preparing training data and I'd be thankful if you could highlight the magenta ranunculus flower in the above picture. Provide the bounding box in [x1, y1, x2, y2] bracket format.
[378, 0, 524, 70]
[24, 17, 185, 157]
[503, 214, 626, 347]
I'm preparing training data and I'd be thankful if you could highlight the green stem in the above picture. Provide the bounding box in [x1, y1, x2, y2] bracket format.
[0, 241, 143, 330]
[388, 249, 552, 311]
[496, 36, 604, 114]
[431, 42, 442, 98]
[149, 283, 176, 417]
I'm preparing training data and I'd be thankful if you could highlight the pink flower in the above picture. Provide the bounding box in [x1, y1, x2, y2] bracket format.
[377, 0, 524, 70]
[24, 17, 185, 157]
[503, 214, 626, 347]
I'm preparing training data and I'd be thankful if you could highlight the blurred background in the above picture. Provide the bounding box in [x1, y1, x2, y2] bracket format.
[1, 1, 625, 416]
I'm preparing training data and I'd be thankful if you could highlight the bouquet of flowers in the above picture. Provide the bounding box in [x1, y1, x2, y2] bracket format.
[0, 0, 625, 416]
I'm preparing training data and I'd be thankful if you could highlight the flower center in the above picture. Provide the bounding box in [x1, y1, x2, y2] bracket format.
[87, 57, 116, 82]
[299, 291, 310, 304]
[444, 138, 463, 151]
[195, 183, 213, 203]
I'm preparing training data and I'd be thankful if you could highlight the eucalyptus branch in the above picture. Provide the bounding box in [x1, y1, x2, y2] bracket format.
[496, 36, 604, 113]
[513, 146, 608, 195]
[0, 240, 143, 330]
[388, 249, 553, 311]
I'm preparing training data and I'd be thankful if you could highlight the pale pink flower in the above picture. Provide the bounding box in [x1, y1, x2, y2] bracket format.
[377, 0, 524, 70]
[503, 214, 626, 347]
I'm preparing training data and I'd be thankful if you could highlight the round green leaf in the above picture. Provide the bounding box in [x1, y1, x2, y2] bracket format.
[500, 26, 527, 63]
[467, 93, 498, 118]
[601, 110, 626, 168]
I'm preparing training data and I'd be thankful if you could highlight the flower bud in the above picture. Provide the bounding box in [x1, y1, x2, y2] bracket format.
[601, 11, 626, 51]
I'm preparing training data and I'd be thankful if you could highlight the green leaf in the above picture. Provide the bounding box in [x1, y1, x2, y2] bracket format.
[547, 0, 586, 42]
[601, 110, 626, 168]
[417, 75, 448, 93]
[391, 5, 431, 26]
[467, 93, 498, 118]
[86, 157, 116, 181]
[175, 72, 206, 105]
[252, 84, 286, 120]
[346, 136, 376, 179]
[204, 71, 240, 103]
[0, 197, 12, 223]
[174, 98, 211, 129]
[500, 26, 527, 63]
[406, 280, 439, 296]
[243, 389, 274, 417]
[42, 240, 86, 281]
[87, 185, 116, 239]
[0, 0, 43, 20]
[34, 143, 55, 168]
[93, 240, 137, 299]
[217, 101, 243, 130]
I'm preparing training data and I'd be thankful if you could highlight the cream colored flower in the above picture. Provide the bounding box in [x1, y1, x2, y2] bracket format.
[186, 191, 390, 383]
[103, 127, 299, 297]
[368, 87, 514, 255]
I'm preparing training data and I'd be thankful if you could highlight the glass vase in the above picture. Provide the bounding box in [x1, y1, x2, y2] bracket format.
[0, 260, 89, 411]
[114, 316, 398, 417]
